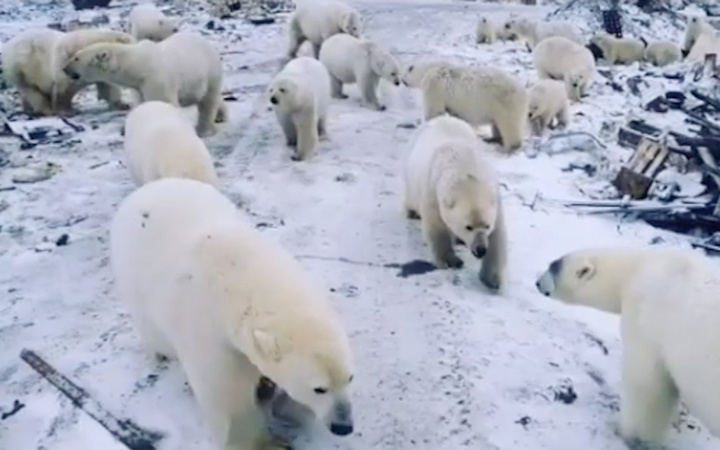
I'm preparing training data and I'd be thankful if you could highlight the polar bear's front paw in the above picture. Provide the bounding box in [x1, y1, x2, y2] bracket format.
[438, 253, 464, 269]
[479, 269, 501, 291]
[375, 104, 387, 112]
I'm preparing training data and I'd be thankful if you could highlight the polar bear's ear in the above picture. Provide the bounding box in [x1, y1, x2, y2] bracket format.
[575, 261, 596, 281]
[251, 329, 282, 361]
[95, 51, 111, 65]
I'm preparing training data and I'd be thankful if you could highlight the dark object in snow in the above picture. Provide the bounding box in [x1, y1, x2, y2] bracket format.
[602, 7, 623, 38]
[553, 383, 578, 404]
[2, 115, 81, 148]
[205, 20, 225, 31]
[626, 76, 645, 96]
[56, 234, 69, 246]
[1, 399, 25, 420]
[586, 42, 603, 61]
[248, 16, 276, 25]
[20, 349, 165, 450]
[665, 91, 685, 109]
[645, 95, 669, 113]
[384, 260, 437, 278]
[515, 416, 532, 427]
[613, 138, 669, 200]
[71, 0, 111, 10]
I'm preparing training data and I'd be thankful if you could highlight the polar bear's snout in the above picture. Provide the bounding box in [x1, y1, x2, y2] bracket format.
[535, 271, 554, 296]
[470, 232, 489, 259]
[327, 397, 354, 436]
[270, 95, 279, 105]
[63, 64, 80, 80]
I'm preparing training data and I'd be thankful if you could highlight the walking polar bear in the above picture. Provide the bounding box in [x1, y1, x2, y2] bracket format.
[505, 18, 584, 49]
[532, 36, 595, 102]
[268, 56, 331, 161]
[589, 32, 645, 65]
[123, 101, 219, 187]
[318, 33, 401, 111]
[536, 247, 720, 446]
[62, 31, 227, 137]
[403, 115, 508, 291]
[527, 79, 570, 136]
[683, 16, 717, 53]
[3, 28, 133, 116]
[110, 177, 355, 450]
[287, 0, 362, 58]
[643, 40, 682, 67]
[128, 4, 178, 42]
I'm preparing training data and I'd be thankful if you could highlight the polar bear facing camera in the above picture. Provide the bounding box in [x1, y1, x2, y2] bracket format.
[268, 56, 331, 161]
[643, 40, 681, 67]
[123, 101, 219, 187]
[418, 62, 529, 152]
[62, 31, 225, 137]
[589, 32, 645, 65]
[536, 247, 720, 446]
[533, 36, 595, 102]
[110, 177, 355, 450]
[403, 115, 507, 291]
[128, 4, 178, 42]
[527, 79, 570, 136]
[318, 34, 401, 111]
[476, 17, 496, 44]
[287, 0, 362, 58]
[683, 16, 717, 53]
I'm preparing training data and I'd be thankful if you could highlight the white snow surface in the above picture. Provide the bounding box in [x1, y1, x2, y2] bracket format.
[1, 0, 719, 449]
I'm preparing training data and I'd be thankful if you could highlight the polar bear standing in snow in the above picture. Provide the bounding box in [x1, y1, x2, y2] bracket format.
[128, 4, 178, 42]
[110, 177, 355, 450]
[536, 247, 720, 446]
[532, 36, 595, 102]
[2, 28, 134, 116]
[589, 32, 645, 65]
[417, 62, 528, 153]
[476, 17, 497, 44]
[62, 31, 226, 137]
[505, 18, 584, 49]
[527, 79, 570, 136]
[268, 56, 331, 161]
[643, 40, 682, 67]
[318, 34, 401, 111]
[287, 0, 362, 58]
[123, 101, 219, 187]
[683, 16, 717, 53]
[403, 115, 507, 291]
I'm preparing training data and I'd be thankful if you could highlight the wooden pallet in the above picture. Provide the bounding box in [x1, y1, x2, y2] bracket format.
[612, 137, 669, 199]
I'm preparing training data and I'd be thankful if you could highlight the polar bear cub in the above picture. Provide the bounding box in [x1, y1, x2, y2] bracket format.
[62, 31, 225, 137]
[417, 62, 529, 152]
[128, 4, 178, 42]
[643, 40, 682, 67]
[536, 247, 720, 446]
[589, 32, 645, 65]
[123, 101, 219, 187]
[476, 17, 497, 44]
[527, 79, 570, 136]
[110, 177, 355, 449]
[318, 34, 401, 111]
[268, 56, 331, 161]
[506, 18, 584, 49]
[287, 0, 362, 58]
[533, 36, 595, 102]
[3, 28, 133, 116]
[403, 115, 507, 291]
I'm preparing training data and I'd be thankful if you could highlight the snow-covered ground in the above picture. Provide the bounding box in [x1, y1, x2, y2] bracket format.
[1, 0, 719, 449]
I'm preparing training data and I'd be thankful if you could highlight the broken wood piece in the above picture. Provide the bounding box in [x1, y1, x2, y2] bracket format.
[691, 240, 720, 254]
[612, 138, 669, 200]
[704, 53, 717, 78]
[690, 89, 720, 111]
[20, 349, 164, 450]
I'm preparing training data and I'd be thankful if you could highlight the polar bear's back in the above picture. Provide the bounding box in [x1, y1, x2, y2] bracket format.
[537, 22, 583, 46]
[533, 36, 593, 78]
[157, 31, 222, 90]
[318, 33, 363, 82]
[3, 28, 62, 89]
[293, 0, 355, 42]
[279, 56, 331, 114]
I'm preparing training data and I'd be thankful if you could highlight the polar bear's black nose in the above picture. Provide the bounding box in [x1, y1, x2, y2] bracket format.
[330, 422, 353, 436]
[472, 246, 486, 259]
[270, 96, 278, 105]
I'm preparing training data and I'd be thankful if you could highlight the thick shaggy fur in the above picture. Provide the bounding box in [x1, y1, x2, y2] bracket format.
[536, 247, 720, 446]
[527, 79, 570, 136]
[403, 115, 507, 290]
[318, 33, 401, 110]
[287, 0, 362, 58]
[589, 32, 645, 65]
[505, 18, 584, 49]
[643, 41, 682, 67]
[128, 4, 178, 42]
[532, 36, 595, 102]
[683, 16, 717, 53]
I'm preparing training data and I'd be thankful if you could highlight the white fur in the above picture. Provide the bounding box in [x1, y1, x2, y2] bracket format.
[683, 16, 717, 53]
[532, 36, 595, 102]
[687, 30, 720, 63]
[123, 101, 219, 187]
[476, 17, 496, 44]
[527, 79, 570, 136]
[506, 18, 584, 49]
[536, 247, 720, 446]
[318, 33, 401, 110]
[268, 56, 331, 161]
[287, 0, 362, 58]
[589, 32, 645, 65]
[643, 41, 682, 67]
[110, 177, 355, 449]
[403, 115, 508, 290]
[128, 4, 178, 42]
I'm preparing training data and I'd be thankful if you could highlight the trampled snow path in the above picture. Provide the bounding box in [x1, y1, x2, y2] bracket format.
[1, 1, 719, 449]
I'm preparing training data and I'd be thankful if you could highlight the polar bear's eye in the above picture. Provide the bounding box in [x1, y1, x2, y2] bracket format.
[279, 87, 286, 93]
[314, 387, 328, 394]
[465, 225, 473, 231]
[348, 375, 354, 383]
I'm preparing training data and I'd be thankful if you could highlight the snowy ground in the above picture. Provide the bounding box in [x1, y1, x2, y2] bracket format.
[1, 0, 720, 449]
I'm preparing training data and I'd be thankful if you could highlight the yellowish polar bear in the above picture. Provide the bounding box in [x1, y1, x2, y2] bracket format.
[110, 177, 355, 450]
[287, 0, 362, 58]
[2, 28, 133, 116]
[536, 247, 720, 447]
[527, 79, 570, 136]
[123, 101, 219, 187]
[685, 17, 720, 64]
[414, 62, 529, 153]
[589, 32, 645, 65]
[128, 4, 178, 42]
[476, 17, 497, 44]
[505, 18, 584, 49]
[268, 56, 331, 161]
[62, 31, 227, 137]
[403, 115, 508, 291]
[533, 36, 595, 102]
[643, 40, 682, 67]
[683, 16, 717, 54]
[318, 33, 401, 111]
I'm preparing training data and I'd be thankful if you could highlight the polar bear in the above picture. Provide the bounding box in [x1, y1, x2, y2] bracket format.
[128, 4, 178, 42]
[476, 17, 496, 44]
[535, 247, 720, 446]
[505, 18, 584, 49]
[527, 79, 570, 136]
[123, 101, 219, 187]
[533, 36, 595, 102]
[417, 62, 528, 152]
[287, 0, 362, 59]
[110, 177, 355, 450]
[400, 61, 445, 88]
[683, 16, 717, 53]
[643, 40, 682, 67]
[62, 31, 225, 137]
[268, 56, 331, 161]
[2, 28, 133, 116]
[318, 34, 400, 111]
[589, 32, 645, 65]
[686, 29, 720, 63]
[403, 115, 507, 291]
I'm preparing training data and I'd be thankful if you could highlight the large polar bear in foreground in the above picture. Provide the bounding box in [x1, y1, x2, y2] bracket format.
[287, 0, 362, 58]
[3, 28, 133, 116]
[536, 247, 720, 446]
[123, 101, 219, 187]
[63, 31, 226, 136]
[533, 36, 595, 102]
[110, 178, 355, 449]
[404, 115, 507, 291]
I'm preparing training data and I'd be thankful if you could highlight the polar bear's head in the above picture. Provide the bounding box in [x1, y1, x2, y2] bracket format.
[268, 78, 307, 112]
[401, 62, 441, 87]
[439, 172, 498, 259]
[365, 43, 401, 86]
[340, 10, 362, 38]
[152, 17, 179, 41]
[63, 43, 123, 83]
[564, 70, 588, 102]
